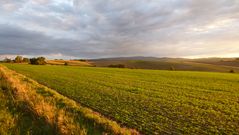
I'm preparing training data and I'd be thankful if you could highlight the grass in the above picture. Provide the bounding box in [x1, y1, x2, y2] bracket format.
[3, 63, 239, 134]
[0, 70, 54, 135]
[0, 65, 138, 135]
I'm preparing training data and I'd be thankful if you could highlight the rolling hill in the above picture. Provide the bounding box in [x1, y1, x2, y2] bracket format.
[90, 57, 239, 73]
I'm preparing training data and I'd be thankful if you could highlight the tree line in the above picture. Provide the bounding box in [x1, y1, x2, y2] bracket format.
[2, 56, 46, 65]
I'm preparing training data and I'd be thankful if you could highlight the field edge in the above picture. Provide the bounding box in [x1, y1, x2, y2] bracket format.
[0, 65, 139, 135]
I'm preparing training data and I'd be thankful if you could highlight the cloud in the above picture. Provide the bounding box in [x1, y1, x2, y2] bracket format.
[0, 0, 239, 58]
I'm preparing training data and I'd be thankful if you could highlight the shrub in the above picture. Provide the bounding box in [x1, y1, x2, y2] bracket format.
[64, 62, 69, 66]
[14, 56, 23, 63]
[79, 59, 88, 62]
[30, 57, 46, 65]
[108, 64, 125, 68]
[3, 58, 12, 63]
[22, 58, 30, 63]
[229, 69, 235, 73]
[73, 59, 88, 62]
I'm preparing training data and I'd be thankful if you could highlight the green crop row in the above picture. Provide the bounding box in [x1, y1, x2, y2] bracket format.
[4, 64, 239, 134]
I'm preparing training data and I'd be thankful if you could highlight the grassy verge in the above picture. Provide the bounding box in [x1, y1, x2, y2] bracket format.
[0, 70, 54, 135]
[0, 65, 139, 135]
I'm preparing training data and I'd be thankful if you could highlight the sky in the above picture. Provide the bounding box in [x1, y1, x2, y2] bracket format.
[0, 0, 239, 59]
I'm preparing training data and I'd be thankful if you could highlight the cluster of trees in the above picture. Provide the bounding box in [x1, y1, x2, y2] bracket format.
[29, 57, 46, 65]
[15, 56, 30, 63]
[2, 56, 46, 65]
[3, 56, 29, 63]
[2, 58, 12, 63]
[72, 59, 88, 62]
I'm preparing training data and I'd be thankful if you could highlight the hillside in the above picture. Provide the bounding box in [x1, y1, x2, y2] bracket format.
[90, 57, 239, 73]
[190, 58, 239, 67]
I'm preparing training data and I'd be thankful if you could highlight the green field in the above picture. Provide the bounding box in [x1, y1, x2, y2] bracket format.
[4, 64, 239, 134]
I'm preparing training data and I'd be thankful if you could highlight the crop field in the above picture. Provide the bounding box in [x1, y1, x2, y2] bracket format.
[91, 59, 239, 73]
[4, 64, 239, 134]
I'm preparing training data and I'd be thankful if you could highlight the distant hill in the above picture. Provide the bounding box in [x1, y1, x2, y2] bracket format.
[90, 57, 239, 73]
[91, 56, 190, 62]
[189, 58, 239, 67]
[91, 56, 161, 61]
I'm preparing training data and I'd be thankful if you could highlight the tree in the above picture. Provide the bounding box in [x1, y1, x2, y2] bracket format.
[64, 62, 69, 66]
[30, 57, 46, 65]
[108, 64, 125, 68]
[14, 56, 23, 63]
[3, 58, 12, 63]
[22, 58, 30, 63]
[78, 59, 88, 62]
[37, 57, 46, 65]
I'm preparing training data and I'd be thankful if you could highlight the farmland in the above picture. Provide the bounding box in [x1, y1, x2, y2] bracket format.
[90, 57, 239, 73]
[0, 64, 138, 134]
[4, 63, 239, 134]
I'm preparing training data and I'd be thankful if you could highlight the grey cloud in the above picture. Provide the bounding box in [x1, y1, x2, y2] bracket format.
[0, 0, 239, 58]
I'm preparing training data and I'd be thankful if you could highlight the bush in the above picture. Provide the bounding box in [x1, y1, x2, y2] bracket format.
[229, 69, 235, 73]
[79, 59, 88, 62]
[108, 64, 125, 68]
[22, 58, 30, 63]
[72, 59, 88, 62]
[3, 58, 12, 63]
[30, 57, 46, 65]
[64, 62, 69, 66]
[14, 56, 23, 63]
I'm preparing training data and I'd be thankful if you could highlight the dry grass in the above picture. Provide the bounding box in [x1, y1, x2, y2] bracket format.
[47, 60, 93, 66]
[0, 66, 80, 134]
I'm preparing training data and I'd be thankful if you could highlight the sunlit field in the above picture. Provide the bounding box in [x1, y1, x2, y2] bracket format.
[4, 64, 239, 134]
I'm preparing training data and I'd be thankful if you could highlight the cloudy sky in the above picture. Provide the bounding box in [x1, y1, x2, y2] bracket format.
[0, 0, 239, 59]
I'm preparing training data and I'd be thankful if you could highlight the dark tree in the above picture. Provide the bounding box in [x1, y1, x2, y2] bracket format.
[30, 57, 46, 65]
[78, 59, 88, 62]
[229, 69, 235, 73]
[108, 64, 125, 68]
